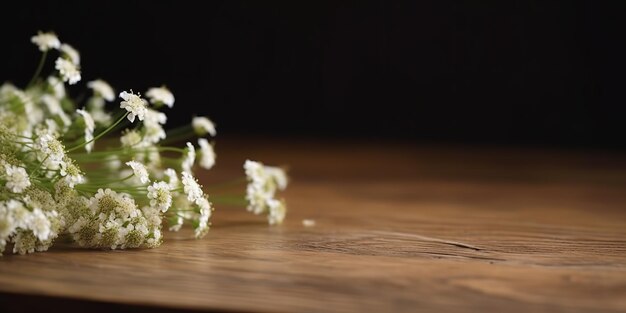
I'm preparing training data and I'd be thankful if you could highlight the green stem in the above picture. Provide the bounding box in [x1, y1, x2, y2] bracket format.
[67, 112, 128, 152]
[27, 50, 48, 88]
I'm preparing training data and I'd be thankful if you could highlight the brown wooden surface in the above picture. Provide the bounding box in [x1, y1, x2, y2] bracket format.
[1, 139, 626, 312]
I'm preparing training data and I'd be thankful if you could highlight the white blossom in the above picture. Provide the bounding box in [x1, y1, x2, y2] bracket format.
[119, 91, 148, 123]
[0, 202, 18, 241]
[146, 86, 175, 108]
[0, 30, 293, 254]
[76, 109, 95, 152]
[244, 160, 267, 214]
[120, 129, 143, 147]
[76, 109, 95, 132]
[194, 196, 212, 239]
[54, 57, 81, 85]
[244, 160, 264, 184]
[7, 200, 31, 230]
[163, 168, 179, 189]
[60, 161, 84, 188]
[60, 43, 80, 65]
[29, 208, 52, 241]
[4, 165, 31, 193]
[181, 171, 203, 203]
[192, 116, 216, 136]
[141, 109, 167, 144]
[47, 76, 66, 99]
[266, 199, 286, 225]
[181, 142, 195, 173]
[143, 123, 166, 144]
[144, 109, 167, 125]
[265, 166, 288, 190]
[87, 79, 115, 101]
[33, 133, 66, 165]
[243, 160, 289, 224]
[197, 138, 216, 170]
[31, 32, 60, 51]
[125, 160, 150, 184]
[41, 94, 71, 126]
[147, 181, 172, 212]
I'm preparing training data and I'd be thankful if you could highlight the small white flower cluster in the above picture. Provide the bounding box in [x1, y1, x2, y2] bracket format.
[30, 32, 81, 85]
[0, 194, 63, 255]
[0, 31, 289, 256]
[65, 188, 161, 249]
[244, 160, 288, 225]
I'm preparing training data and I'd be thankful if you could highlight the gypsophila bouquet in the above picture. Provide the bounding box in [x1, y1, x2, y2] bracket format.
[0, 31, 288, 255]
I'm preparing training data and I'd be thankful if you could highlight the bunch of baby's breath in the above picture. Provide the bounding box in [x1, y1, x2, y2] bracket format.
[0, 32, 288, 255]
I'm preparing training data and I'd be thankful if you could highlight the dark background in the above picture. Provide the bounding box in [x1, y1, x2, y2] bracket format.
[1, 1, 625, 148]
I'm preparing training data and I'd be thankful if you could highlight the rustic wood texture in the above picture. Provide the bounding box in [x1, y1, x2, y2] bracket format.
[1, 139, 626, 312]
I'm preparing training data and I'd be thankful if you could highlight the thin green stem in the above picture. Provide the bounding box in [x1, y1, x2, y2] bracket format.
[67, 112, 128, 152]
[27, 50, 48, 88]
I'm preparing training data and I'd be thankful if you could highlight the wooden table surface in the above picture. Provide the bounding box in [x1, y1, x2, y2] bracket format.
[1, 139, 626, 313]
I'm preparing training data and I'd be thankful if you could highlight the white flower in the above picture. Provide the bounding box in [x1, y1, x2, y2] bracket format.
[302, 219, 316, 227]
[89, 188, 133, 216]
[194, 196, 212, 239]
[264, 166, 288, 190]
[76, 109, 95, 131]
[4, 165, 31, 193]
[29, 208, 52, 241]
[244, 160, 268, 214]
[33, 133, 66, 165]
[181, 142, 195, 173]
[31, 32, 60, 51]
[147, 181, 172, 212]
[181, 171, 203, 203]
[243, 160, 289, 224]
[143, 122, 166, 144]
[163, 168, 179, 189]
[125, 160, 150, 184]
[119, 91, 148, 123]
[266, 199, 286, 225]
[120, 129, 143, 147]
[141, 109, 167, 144]
[87, 79, 115, 101]
[77, 109, 95, 152]
[7, 200, 31, 230]
[195, 219, 209, 239]
[197, 138, 216, 170]
[47, 76, 66, 99]
[41, 94, 71, 126]
[144, 109, 167, 125]
[54, 57, 81, 85]
[244, 160, 264, 184]
[60, 161, 84, 188]
[146, 86, 175, 108]
[0, 203, 17, 237]
[192, 116, 216, 136]
[41, 94, 62, 114]
[43, 119, 59, 134]
[60, 43, 80, 65]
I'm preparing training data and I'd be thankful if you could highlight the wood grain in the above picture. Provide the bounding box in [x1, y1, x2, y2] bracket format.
[1, 138, 626, 312]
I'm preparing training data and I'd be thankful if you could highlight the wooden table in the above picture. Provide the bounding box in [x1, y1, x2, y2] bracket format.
[1, 139, 626, 312]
